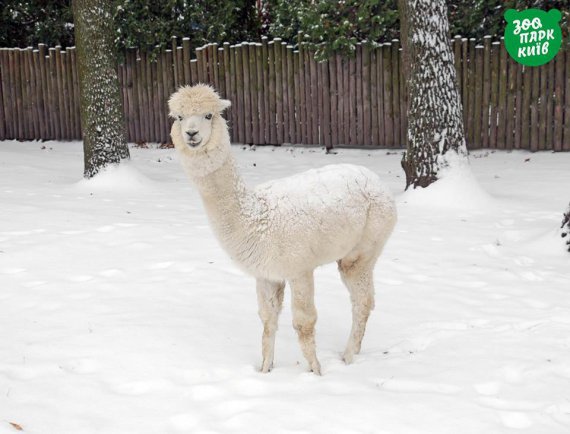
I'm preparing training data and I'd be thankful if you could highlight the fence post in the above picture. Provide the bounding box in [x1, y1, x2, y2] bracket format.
[376, 45, 385, 147]
[321, 56, 331, 149]
[520, 63, 531, 151]
[242, 42, 252, 144]
[272, 39, 283, 144]
[226, 45, 237, 141]
[545, 56, 556, 150]
[481, 36, 491, 148]
[335, 54, 345, 146]
[0, 49, 5, 140]
[195, 45, 205, 84]
[329, 53, 338, 147]
[369, 49, 378, 147]
[248, 43, 258, 145]
[505, 52, 516, 150]
[140, 50, 150, 142]
[286, 45, 295, 145]
[253, 43, 264, 145]
[261, 38, 270, 144]
[1, 49, 12, 138]
[391, 40, 401, 147]
[310, 45, 320, 145]
[562, 43, 570, 151]
[361, 44, 371, 147]
[496, 38, 507, 149]
[182, 38, 191, 85]
[347, 48, 356, 146]
[303, 43, 313, 145]
[296, 40, 306, 145]
[234, 44, 245, 143]
[529, 55, 540, 151]
[461, 38, 469, 142]
[382, 43, 393, 148]
[152, 51, 160, 142]
[538, 52, 548, 150]
[28, 48, 40, 139]
[553, 48, 564, 151]
[354, 44, 363, 145]
[278, 42, 288, 144]
[471, 45, 483, 149]
[23, 48, 33, 139]
[293, 49, 301, 145]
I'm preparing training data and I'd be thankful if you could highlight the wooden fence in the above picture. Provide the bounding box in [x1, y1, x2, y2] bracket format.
[1, 36, 569, 150]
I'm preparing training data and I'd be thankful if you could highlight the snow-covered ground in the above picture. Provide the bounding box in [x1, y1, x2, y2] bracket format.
[1, 141, 569, 434]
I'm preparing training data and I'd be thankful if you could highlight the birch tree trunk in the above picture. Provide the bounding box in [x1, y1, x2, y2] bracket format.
[399, 0, 468, 189]
[72, 0, 129, 178]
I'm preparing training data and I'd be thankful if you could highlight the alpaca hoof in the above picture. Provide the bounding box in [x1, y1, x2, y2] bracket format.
[310, 361, 322, 376]
[342, 351, 354, 364]
[260, 360, 273, 373]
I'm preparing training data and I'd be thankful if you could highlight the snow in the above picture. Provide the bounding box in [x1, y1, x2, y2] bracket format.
[75, 162, 157, 193]
[402, 163, 494, 210]
[1, 141, 569, 434]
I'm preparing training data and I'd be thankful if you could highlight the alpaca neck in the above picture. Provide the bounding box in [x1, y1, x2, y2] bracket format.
[173, 117, 257, 243]
[197, 155, 259, 249]
[196, 154, 249, 211]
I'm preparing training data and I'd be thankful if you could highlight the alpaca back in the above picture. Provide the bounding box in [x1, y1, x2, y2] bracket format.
[244, 164, 396, 279]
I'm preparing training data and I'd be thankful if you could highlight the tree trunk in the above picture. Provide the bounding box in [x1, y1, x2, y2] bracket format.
[562, 203, 570, 252]
[72, 0, 129, 178]
[399, 0, 467, 189]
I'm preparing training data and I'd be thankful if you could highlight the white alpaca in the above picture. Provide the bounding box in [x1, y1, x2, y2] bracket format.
[169, 84, 397, 374]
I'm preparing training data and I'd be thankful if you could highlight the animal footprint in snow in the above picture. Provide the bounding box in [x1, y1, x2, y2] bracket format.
[169, 413, 199, 431]
[148, 261, 174, 270]
[189, 384, 227, 401]
[67, 274, 94, 282]
[474, 382, 501, 396]
[0, 267, 26, 275]
[96, 225, 116, 233]
[376, 377, 461, 394]
[500, 411, 533, 429]
[99, 268, 124, 277]
[112, 379, 173, 395]
[59, 359, 100, 374]
[513, 256, 534, 266]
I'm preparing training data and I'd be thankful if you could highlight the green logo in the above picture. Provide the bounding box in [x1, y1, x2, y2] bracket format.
[504, 9, 562, 66]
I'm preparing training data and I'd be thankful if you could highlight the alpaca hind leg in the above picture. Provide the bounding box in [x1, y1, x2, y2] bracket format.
[338, 256, 376, 364]
[256, 278, 285, 373]
[289, 271, 321, 375]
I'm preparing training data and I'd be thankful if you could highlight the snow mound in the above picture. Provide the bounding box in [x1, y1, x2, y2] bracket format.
[401, 165, 494, 211]
[75, 162, 156, 193]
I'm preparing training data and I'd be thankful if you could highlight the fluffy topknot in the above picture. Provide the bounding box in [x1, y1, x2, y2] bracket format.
[168, 84, 231, 117]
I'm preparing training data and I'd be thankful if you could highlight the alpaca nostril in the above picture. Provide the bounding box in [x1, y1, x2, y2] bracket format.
[186, 130, 198, 139]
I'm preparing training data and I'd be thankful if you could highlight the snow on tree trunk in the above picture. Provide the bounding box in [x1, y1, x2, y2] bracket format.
[562, 204, 570, 252]
[399, 0, 468, 189]
[72, 0, 129, 179]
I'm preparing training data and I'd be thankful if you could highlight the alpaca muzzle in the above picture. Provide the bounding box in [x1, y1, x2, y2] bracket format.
[186, 138, 202, 148]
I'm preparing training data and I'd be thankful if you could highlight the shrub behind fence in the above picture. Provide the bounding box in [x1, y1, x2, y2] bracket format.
[1, 36, 569, 150]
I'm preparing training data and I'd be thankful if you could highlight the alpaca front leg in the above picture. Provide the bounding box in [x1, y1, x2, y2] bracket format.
[289, 271, 321, 375]
[256, 278, 285, 373]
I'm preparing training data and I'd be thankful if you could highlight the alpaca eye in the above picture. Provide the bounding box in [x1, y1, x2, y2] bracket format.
[177, 115, 183, 121]
[205, 113, 213, 120]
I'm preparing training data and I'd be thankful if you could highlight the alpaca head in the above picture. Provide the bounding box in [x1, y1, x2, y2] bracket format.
[168, 84, 231, 149]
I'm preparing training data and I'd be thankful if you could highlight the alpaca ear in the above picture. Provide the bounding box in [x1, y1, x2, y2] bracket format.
[219, 99, 231, 111]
